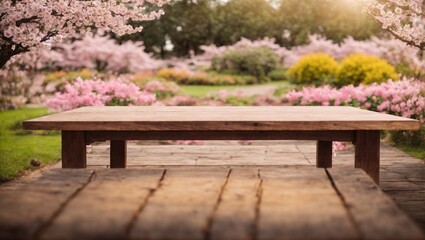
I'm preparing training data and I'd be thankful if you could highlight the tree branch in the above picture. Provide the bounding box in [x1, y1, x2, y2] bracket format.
[386, 27, 424, 50]
[40, 31, 58, 43]
[16, 16, 40, 27]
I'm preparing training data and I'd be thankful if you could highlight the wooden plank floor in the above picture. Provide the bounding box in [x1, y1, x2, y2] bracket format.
[0, 140, 424, 240]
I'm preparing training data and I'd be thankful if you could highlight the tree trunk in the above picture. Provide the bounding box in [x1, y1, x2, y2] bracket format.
[0, 53, 11, 69]
[0, 44, 28, 69]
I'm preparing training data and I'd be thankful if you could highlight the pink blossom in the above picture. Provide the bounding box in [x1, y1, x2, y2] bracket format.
[286, 77, 425, 122]
[0, 0, 169, 68]
[45, 77, 156, 111]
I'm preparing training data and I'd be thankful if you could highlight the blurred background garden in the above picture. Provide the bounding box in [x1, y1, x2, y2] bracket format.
[0, 0, 424, 182]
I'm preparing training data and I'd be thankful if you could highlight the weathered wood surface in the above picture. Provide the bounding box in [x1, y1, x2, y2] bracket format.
[23, 106, 420, 131]
[0, 165, 423, 240]
[41, 169, 164, 240]
[0, 170, 94, 240]
[210, 168, 260, 240]
[85, 140, 425, 233]
[328, 167, 424, 240]
[130, 167, 230, 240]
[259, 167, 357, 240]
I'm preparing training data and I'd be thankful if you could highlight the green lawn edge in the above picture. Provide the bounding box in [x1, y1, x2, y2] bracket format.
[179, 80, 292, 97]
[0, 107, 61, 182]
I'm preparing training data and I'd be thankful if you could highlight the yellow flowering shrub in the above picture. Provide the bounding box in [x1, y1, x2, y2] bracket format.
[288, 53, 339, 86]
[336, 54, 399, 86]
[44, 69, 93, 83]
[156, 68, 192, 84]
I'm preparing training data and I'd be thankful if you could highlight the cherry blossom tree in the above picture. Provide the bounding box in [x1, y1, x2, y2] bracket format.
[0, 0, 168, 69]
[365, 0, 425, 50]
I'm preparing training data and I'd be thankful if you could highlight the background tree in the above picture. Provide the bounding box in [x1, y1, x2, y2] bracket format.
[123, 0, 218, 58]
[0, 0, 167, 69]
[131, 0, 382, 56]
[276, 0, 381, 47]
[212, 0, 279, 46]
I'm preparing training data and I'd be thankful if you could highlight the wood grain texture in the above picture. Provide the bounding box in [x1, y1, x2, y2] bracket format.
[210, 168, 260, 240]
[0, 169, 94, 240]
[258, 166, 358, 240]
[328, 167, 425, 240]
[355, 130, 380, 184]
[62, 131, 87, 168]
[85, 130, 355, 142]
[41, 169, 164, 240]
[0, 166, 423, 240]
[23, 106, 420, 131]
[317, 141, 333, 168]
[129, 167, 230, 240]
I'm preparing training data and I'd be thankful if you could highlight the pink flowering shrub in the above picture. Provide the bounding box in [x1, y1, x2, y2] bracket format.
[286, 78, 425, 122]
[55, 35, 163, 73]
[45, 77, 156, 111]
[287, 77, 425, 151]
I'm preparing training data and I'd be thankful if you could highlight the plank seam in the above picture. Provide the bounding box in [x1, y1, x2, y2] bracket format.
[125, 169, 167, 237]
[325, 169, 363, 240]
[203, 168, 232, 240]
[33, 170, 96, 240]
[252, 169, 263, 240]
[295, 144, 312, 165]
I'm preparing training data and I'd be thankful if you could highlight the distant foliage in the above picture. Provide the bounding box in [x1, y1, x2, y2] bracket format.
[45, 78, 156, 111]
[280, 35, 424, 77]
[203, 90, 254, 106]
[44, 69, 93, 84]
[193, 37, 281, 68]
[194, 35, 425, 78]
[267, 69, 288, 81]
[211, 47, 279, 83]
[156, 68, 256, 85]
[336, 54, 399, 86]
[142, 80, 180, 100]
[287, 53, 339, 86]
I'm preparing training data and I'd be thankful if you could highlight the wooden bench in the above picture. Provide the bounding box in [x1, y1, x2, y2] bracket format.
[23, 106, 420, 184]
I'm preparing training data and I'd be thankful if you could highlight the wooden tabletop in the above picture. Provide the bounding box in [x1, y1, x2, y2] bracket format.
[23, 106, 421, 131]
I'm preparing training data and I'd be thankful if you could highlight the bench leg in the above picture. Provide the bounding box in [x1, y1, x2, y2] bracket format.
[110, 140, 127, 168]
[62, 131, 87, 168]
[355, 130, 380, 184]
[316, 141, 332, 168]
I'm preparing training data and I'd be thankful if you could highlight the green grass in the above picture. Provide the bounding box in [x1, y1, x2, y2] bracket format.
[180, 80, 293, 97]
[394, 144, 425, 160]
[0, 107, 61, 182]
